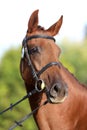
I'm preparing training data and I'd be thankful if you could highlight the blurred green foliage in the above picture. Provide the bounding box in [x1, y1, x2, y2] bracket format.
[60, 38, 87, 85]
[0, 39, 87, 130]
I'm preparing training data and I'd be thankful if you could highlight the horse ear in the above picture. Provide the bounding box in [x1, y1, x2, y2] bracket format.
[46, 15, 63, 36]
[28, 10, 39, 33]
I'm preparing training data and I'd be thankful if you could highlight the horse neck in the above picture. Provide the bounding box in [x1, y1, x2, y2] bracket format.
[32, 62, 87, 130]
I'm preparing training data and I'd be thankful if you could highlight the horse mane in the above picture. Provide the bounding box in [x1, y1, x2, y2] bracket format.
[37, 25, 45, 31]
[27, 25, 45, 33]
[62, 64, 87, 89]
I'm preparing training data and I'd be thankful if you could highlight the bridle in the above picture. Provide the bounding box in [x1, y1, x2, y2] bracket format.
[0, 34, 61, 129]
[22, 34, 61, 92]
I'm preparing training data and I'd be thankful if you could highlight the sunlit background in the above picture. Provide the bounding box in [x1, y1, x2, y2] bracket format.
[0, 0, 87, 58]
[0, 0, 87, 130]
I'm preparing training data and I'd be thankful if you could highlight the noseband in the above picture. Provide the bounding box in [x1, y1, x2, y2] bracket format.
[22, 34, 60, 92]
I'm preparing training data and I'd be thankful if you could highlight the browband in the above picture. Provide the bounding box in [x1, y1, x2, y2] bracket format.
[24, 35, 56, 43]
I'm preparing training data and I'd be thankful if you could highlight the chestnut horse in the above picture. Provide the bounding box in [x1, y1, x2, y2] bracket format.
[20, 10, 87, 130]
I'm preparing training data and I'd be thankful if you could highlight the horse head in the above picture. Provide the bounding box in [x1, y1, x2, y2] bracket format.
[20, 10, 68, 104]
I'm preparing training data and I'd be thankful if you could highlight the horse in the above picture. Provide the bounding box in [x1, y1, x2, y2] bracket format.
[20, 10, 87, 130]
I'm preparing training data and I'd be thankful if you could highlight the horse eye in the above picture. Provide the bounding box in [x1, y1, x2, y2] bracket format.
[29, 46, 40, 55]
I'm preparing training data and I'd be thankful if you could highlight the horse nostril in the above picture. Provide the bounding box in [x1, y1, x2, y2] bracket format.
[54, 85, 59, 92]
[49, 82, 68, 104]
[49, 83, 62, 101]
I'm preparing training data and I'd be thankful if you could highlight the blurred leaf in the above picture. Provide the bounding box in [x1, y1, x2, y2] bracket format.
[60, 39, 87, 85]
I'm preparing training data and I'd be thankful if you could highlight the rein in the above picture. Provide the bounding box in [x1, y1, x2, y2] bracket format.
[0, 89, 38, 115]
[0, 34, 61, 129]
[9, 100, 48, 130]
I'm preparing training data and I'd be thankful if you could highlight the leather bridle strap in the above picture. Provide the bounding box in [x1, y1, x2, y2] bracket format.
[0, 89, 37, 115]
[37, 62, 61, 76]
[23, 34, 56, 43]
[9, 100, 48, 130]
[22, 34, 56, 81]
[24, 43, 39, 81]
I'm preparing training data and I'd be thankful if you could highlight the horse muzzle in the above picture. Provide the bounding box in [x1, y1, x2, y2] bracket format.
[48, 81, 68, 104]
